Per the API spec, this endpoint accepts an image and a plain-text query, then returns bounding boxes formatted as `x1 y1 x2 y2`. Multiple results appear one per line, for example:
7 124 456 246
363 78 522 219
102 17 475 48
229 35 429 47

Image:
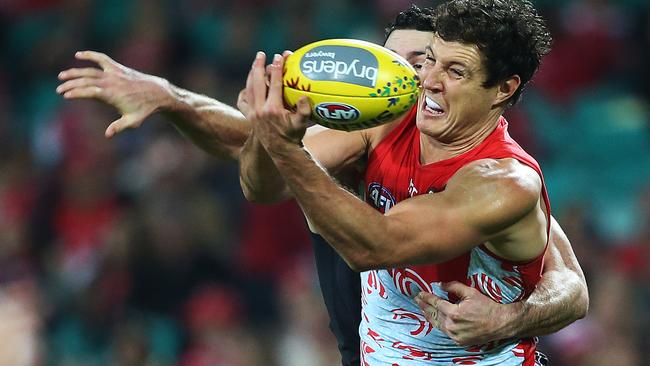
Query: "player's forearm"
239 132 292 203
265 141 394 271
163 85 250 160
501 268 588 339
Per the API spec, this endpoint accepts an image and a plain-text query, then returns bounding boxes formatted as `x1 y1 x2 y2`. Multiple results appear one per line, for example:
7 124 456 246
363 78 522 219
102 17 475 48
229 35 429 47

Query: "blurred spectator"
0 281 41 366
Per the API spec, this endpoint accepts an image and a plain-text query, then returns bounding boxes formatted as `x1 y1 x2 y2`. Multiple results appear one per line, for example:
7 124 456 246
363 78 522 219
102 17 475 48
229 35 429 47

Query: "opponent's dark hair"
384 5 436 42
431 0 552 106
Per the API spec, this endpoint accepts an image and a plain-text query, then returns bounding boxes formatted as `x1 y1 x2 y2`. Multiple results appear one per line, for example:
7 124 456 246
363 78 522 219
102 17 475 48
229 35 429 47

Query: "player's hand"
415 281 510 346
57 51 173 138
242 51 311 149
237 50 293 117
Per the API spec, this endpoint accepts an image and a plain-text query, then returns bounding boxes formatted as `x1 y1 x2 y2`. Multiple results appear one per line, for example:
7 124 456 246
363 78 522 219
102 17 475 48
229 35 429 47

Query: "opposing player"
56 4 588 365
239 0 581 364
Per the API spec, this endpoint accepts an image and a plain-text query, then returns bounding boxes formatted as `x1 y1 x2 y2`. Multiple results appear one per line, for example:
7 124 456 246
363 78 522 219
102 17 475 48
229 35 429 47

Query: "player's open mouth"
423 96 445 116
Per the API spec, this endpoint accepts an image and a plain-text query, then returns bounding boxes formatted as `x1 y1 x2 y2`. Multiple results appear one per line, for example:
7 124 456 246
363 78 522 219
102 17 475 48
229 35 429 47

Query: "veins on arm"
502 217 589 339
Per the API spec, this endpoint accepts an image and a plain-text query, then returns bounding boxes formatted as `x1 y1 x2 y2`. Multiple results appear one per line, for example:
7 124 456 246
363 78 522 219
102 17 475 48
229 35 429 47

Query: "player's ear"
493 75 521 107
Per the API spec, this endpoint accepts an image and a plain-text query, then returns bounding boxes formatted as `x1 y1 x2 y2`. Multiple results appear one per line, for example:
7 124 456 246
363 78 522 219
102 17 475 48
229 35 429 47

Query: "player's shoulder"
447 158 543 233
364 111 414 151
452 158 542 201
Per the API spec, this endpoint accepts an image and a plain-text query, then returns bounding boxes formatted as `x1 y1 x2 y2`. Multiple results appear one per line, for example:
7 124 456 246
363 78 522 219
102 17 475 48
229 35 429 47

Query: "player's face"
416 36 502 142
384 29 432 74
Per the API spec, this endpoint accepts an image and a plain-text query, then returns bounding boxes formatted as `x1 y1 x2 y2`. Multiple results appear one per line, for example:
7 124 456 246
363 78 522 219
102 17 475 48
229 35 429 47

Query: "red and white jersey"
360 108 551 366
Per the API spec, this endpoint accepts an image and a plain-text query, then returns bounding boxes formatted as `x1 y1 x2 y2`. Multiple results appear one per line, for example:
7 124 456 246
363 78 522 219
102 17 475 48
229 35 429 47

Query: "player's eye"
413 63 423 70
450 68 464 78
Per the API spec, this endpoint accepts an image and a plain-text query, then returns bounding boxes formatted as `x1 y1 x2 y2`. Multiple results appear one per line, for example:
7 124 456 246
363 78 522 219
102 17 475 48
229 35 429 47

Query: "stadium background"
1 0 649 365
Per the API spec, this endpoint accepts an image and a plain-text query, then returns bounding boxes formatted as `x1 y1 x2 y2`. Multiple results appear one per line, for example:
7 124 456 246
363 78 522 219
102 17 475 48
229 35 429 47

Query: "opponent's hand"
415 281 510 346
242 51 311 149
57 51 173 138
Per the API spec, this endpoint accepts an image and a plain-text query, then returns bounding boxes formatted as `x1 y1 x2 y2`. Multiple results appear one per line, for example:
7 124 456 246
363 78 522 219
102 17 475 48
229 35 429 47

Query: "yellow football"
283 39 420 131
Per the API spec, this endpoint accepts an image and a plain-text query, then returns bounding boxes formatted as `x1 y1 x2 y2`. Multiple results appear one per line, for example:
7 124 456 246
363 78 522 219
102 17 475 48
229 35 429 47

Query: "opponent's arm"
415 216 589 346
57 51 249 160
504 216 588 336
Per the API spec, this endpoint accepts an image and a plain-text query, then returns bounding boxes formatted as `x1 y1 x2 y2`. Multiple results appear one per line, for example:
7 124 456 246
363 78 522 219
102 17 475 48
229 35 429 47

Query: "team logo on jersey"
367 182 396 213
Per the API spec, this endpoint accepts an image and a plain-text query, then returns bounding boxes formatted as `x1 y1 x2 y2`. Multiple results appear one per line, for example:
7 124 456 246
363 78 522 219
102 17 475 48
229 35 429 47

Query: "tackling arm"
502 216 589 338
57 51 250 160
415 216 589 346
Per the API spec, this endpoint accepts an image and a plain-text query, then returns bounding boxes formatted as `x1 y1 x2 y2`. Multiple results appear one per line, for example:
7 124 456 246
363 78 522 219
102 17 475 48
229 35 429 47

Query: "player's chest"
364 166 449 214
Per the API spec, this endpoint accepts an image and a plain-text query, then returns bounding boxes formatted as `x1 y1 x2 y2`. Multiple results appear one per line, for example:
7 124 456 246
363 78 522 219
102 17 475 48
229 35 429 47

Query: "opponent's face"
416 36 505 142
384 29 432 74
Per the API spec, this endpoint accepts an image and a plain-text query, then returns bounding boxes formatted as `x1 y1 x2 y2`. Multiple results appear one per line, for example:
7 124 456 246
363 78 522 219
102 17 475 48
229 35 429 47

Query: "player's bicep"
381 193 484 266
380 161 543 266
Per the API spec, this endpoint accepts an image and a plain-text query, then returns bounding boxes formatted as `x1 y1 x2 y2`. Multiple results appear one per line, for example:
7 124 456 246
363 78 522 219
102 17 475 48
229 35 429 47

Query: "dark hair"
431 0 552 106
384 5 436 42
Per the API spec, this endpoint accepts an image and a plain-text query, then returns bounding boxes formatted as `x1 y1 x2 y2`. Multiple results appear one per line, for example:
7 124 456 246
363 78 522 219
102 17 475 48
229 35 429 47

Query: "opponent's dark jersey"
312 232 361 366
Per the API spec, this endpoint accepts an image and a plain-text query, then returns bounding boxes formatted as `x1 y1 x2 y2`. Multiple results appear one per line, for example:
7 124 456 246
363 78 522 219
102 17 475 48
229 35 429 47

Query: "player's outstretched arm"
57 51 249 160
415 216 589 346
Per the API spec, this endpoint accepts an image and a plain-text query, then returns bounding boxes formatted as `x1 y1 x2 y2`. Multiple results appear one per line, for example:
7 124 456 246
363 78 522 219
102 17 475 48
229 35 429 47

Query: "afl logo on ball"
315 103 360 122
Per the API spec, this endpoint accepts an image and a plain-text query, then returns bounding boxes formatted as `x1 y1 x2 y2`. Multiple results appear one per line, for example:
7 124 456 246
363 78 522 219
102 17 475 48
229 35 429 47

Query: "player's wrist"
158 80 186 114
498 301 526 339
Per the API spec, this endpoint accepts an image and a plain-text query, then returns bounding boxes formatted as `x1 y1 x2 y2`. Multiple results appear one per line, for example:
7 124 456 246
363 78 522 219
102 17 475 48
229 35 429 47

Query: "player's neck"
419 115 500 165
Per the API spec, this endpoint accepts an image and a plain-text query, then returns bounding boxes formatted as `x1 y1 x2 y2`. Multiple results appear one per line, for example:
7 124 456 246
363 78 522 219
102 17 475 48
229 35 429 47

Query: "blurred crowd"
0 0 649 365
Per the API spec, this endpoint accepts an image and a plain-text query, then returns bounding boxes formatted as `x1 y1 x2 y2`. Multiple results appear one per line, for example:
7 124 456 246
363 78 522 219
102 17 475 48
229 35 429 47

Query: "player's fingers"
417 291 442 306
266 54 284 107
415 294 440 327
105 115 141 138
282 50 293 58
62 86 103 99
265 64 273 87
237 88 251 116
441 281 476 300
416 292 456 325
75 50 120 72
243 65 255 115
251 51 267 109
58 67 103 81
293 96 312 125
431 297 457 317
56 77 100 95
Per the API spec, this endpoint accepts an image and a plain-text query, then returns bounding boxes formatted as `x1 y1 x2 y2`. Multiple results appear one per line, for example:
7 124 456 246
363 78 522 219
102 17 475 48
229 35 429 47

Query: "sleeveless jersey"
360 107 551 366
